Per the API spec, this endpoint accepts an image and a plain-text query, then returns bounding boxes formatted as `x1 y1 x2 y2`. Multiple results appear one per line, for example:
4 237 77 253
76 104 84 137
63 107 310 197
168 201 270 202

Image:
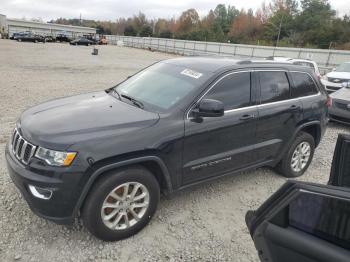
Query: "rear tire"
275 131 315 178
82 166 160 241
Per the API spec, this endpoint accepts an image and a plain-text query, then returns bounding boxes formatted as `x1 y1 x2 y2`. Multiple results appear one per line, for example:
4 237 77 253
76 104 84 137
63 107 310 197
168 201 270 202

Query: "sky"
1 0 350 21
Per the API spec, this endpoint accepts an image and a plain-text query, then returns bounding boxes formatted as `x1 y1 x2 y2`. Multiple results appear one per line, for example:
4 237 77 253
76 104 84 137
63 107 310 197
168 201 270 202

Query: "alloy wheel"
291 141 311 172
100 182 150 230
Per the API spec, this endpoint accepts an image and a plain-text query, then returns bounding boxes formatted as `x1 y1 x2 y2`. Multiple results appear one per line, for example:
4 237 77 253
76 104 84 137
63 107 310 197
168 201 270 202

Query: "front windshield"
336 63 350 72
114 62 211 112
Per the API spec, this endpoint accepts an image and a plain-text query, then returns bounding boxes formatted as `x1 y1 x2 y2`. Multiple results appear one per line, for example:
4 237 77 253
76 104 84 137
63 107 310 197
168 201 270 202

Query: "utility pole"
80 13 82 26
276 14 284 47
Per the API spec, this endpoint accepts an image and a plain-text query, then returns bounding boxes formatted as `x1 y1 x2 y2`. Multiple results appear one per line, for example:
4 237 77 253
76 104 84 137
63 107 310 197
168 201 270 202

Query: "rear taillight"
326 97 332 107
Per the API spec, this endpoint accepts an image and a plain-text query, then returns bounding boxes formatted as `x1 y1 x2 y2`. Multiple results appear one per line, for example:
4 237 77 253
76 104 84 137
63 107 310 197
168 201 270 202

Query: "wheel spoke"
129 208 140 221
124 213 130 228
110 213 123 228
298 159 302 170
133 202 148 208
103 208 119 221
130 184 141 198
102 202 119 209
110 191 123 201
122 183 129 199
134 192 146 201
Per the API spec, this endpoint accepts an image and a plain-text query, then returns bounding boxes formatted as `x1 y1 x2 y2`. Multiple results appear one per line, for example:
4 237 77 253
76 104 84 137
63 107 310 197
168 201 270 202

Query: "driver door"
182 71 258 185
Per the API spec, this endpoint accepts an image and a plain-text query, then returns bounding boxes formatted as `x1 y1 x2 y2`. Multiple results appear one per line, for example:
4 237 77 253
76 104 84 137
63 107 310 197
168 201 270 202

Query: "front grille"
328 77 348 84
328 77 349 84
11 129 36 164
334 102 350 111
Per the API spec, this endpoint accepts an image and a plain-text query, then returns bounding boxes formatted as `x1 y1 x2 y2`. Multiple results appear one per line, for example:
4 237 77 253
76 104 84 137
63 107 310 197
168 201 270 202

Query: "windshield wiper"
112 89 121 100
106 88 121 100
121 94 144 109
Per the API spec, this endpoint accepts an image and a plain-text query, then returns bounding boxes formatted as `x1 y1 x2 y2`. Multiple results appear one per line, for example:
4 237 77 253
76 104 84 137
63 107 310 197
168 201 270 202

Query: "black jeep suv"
6 57 329 241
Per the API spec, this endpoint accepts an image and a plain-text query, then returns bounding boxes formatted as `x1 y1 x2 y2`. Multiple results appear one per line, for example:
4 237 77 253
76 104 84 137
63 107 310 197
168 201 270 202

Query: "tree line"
51 0 350 50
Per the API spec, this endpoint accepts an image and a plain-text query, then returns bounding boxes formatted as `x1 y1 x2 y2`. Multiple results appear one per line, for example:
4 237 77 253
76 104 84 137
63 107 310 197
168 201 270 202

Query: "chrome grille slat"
11 129 36 165
15 136 21 155
20 141 27 159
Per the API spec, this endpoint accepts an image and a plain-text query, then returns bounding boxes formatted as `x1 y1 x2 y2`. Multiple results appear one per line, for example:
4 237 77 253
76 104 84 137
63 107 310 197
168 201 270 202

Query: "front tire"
82 166 160 241
275 131 315 178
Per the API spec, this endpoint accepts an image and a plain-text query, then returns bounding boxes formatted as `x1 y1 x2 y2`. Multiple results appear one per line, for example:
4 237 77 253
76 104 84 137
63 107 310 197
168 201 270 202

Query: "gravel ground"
0 39 349 262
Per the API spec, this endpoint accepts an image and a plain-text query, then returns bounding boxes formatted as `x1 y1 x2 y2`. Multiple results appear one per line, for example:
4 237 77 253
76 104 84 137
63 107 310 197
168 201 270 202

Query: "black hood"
19 91 159 150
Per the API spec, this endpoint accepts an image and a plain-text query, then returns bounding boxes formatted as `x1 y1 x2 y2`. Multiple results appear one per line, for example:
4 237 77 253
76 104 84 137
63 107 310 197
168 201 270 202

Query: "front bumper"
329 106 350 125
5 143 87 224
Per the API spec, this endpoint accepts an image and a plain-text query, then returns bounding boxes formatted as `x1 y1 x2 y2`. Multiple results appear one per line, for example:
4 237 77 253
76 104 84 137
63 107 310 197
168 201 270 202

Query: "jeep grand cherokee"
6 57 330 241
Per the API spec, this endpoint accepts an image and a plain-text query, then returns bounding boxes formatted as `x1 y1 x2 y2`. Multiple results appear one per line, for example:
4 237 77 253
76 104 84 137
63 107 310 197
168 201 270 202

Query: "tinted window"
204 72 251 110
289 193 350 250
259 72 290 104
291 72 318 97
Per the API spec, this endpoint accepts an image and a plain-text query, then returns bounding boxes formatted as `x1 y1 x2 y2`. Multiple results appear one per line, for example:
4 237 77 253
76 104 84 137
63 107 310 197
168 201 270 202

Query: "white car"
266 57 321 78
321 62 350 93
290 59 321 79
329 86 350 125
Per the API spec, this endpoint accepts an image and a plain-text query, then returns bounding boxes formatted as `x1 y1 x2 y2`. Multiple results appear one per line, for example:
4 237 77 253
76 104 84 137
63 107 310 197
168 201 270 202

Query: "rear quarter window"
290 72 318 98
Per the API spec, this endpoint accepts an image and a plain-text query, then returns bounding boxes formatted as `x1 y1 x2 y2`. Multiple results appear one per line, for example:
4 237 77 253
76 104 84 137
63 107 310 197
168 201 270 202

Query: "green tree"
262 0 299 46
124 25 137 36
139 24 153 37
294 0 336 48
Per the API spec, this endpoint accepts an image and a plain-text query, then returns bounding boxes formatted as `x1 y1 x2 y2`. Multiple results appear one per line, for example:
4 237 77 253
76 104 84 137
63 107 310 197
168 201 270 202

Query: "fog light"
28 185 52 200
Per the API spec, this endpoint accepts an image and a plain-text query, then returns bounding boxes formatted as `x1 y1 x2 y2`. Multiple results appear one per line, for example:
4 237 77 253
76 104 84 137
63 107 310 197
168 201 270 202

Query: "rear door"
246 134 350 262
253 70 303 164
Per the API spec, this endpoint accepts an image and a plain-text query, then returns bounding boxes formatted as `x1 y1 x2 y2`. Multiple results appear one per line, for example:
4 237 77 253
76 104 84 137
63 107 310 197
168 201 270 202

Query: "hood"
19 91 159 149
326 71 350 79
330 88 350 102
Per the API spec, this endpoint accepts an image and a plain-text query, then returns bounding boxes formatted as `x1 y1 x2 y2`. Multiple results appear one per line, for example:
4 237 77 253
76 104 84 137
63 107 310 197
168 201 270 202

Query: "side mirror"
328 134 350 187
192 99 224 118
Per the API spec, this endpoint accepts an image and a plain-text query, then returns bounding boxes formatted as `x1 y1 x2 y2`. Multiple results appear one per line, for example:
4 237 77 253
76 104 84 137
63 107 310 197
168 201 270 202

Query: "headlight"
341 81 350 88
35 147 77 166
322 75 328 81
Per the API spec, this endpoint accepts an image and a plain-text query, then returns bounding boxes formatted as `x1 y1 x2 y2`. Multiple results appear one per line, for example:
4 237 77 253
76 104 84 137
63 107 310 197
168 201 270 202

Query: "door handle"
290 105 302 112
240 114 255 121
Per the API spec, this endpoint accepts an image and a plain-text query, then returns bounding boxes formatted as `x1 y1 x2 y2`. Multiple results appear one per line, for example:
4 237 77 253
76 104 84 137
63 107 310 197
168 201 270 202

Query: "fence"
106 35 350 73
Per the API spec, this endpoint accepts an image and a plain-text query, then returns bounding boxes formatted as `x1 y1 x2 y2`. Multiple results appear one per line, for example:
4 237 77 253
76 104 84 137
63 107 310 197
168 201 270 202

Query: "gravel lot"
0 39 349 262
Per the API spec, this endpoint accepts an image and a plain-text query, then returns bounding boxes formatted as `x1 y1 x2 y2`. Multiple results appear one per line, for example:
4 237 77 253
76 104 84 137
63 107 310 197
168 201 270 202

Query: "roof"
162 56 311 74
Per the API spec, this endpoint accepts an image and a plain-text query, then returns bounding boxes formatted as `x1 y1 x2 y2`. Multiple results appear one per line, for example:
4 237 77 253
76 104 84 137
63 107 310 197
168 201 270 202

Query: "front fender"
72 156 173 217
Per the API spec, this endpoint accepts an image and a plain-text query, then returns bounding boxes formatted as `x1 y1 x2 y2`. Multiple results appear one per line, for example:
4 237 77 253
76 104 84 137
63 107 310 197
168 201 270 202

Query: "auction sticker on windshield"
181 69 203 79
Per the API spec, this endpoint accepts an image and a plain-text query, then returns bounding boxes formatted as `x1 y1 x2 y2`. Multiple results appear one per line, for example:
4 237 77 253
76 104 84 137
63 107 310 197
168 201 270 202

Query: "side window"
259 71 290 104
204 72 251 111
291 72 318 98
289 192 350 250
